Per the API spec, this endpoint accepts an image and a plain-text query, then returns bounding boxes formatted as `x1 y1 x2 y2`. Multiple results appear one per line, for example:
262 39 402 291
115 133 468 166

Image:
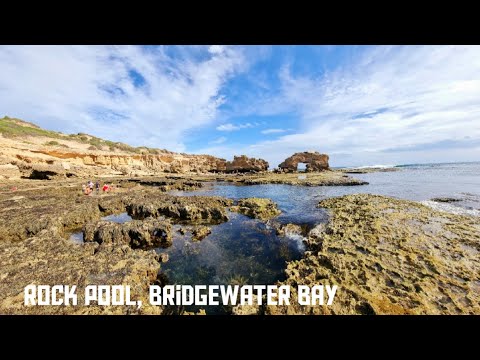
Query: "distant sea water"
344 162 480 216
172 162 480 221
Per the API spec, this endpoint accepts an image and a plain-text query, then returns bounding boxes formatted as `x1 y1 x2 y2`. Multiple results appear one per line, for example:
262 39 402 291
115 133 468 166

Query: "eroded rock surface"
232 198 281 220
267 194 480 315
84 218 172 249
0 180 237 314
0 236 161 314
126 195 232 224
191 226 212 242
278 151 329 172
226 155 268 173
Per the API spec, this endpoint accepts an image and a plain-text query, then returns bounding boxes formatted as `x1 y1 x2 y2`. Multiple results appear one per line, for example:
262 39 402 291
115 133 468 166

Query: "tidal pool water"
157 212 305 313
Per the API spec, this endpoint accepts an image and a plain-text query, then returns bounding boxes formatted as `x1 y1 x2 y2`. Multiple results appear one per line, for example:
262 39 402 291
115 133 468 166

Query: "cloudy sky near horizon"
1 45 479 167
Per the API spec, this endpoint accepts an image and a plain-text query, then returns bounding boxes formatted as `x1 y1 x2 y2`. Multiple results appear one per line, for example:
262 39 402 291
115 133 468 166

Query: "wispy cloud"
0 45 246 151
1 45 479 167
209 136 227 144
261 128 287 134
245 46 480 166
216 122 256 131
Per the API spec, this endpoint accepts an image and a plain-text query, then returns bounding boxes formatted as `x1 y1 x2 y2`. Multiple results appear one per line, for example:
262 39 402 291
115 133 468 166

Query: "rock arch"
278 151 329 172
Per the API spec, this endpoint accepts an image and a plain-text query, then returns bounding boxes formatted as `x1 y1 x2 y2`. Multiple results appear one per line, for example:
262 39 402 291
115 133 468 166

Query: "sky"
1 45 479 168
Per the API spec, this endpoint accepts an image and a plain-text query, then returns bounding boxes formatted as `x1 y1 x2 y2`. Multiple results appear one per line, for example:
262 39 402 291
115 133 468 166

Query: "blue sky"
1 45 479 167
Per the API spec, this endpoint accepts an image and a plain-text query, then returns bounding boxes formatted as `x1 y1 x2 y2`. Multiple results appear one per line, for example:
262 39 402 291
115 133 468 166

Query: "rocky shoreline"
1 176 479 315
266 194 480 315
0 178 289 314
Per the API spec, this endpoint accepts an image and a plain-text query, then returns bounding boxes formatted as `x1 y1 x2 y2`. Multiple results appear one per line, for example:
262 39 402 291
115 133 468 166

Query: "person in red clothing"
102 184 110 192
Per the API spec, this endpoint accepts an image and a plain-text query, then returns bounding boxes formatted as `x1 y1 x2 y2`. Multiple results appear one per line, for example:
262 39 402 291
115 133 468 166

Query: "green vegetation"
0 116 63 139
0 116 154 154
44 140 69 148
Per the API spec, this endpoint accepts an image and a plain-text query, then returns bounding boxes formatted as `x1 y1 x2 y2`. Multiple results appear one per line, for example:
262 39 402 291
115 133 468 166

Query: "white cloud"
0 45 245 151
208 45 224 55
216 122 255 131
209 136 227 144
245 46 480 166
261 128 287 134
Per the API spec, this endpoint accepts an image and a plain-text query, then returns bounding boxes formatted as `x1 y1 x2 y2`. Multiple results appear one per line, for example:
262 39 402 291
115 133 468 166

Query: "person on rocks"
95 181 100 193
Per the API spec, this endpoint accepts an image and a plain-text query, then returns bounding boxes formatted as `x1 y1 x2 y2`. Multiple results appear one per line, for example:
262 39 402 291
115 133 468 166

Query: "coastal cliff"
0 117 267 179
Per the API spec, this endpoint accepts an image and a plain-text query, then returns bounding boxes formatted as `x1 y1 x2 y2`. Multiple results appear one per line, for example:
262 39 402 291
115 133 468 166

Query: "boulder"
191 226 211 242
226 155 269 173
232 198 281 220
84 218 172 249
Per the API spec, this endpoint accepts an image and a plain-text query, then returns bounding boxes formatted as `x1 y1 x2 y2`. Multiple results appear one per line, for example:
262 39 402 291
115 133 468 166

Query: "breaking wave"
421 200 480 217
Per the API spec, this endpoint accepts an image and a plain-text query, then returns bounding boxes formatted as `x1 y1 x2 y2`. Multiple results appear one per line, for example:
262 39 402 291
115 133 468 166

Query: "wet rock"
184 309 207 315
0 235 162 314
222 171 368 186
232 198 281 220
157 253 169 263
232 295 262 315
178 227 187 235
126 195 232 224
84 218 172 249
191 226 211 242
275 223 304 236
267 194 480 315
431 197 462 203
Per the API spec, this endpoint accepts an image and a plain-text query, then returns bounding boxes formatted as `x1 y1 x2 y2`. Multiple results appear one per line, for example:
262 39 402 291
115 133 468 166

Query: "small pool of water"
157 212 305 314
70 232 84 245
101 213 132 223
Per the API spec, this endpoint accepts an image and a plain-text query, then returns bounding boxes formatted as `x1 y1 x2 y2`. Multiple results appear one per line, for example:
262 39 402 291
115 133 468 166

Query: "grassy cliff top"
0 116 170 154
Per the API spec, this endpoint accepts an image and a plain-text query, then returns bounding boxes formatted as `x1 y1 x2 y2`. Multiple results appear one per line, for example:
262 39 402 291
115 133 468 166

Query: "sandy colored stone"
191 226 211 242
278 151 329 172
267 194 480 315
232 198 281 220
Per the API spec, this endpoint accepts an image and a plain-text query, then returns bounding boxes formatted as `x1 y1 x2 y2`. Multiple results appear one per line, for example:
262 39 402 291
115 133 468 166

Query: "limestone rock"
278 151 329 172
126 195 232 224
267 194 480 315
232 198 281 220
191 226 211 242
226 155 269 173
84 218 173 249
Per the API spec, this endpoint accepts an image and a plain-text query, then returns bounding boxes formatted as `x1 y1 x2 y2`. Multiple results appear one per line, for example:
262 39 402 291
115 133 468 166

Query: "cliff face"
0 141 228 179
0 117 270 179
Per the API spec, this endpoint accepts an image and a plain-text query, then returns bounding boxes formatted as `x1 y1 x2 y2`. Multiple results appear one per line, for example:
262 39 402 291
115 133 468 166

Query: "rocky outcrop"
126 195 233 224
226 155 269 173
0 237 162 314
191 226 212 242
232 198 281 220
84 218 173 249
267 194 480 315
278 151 329 172
219 171 368 186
